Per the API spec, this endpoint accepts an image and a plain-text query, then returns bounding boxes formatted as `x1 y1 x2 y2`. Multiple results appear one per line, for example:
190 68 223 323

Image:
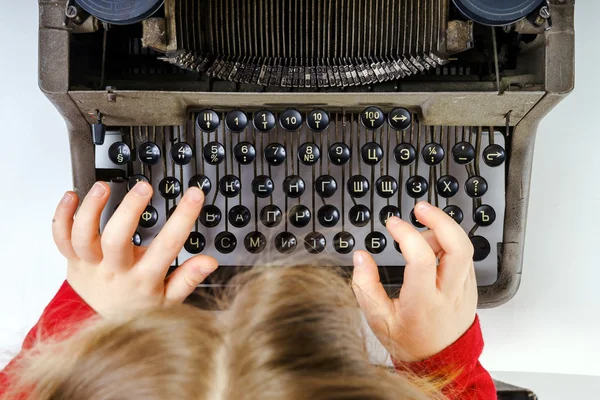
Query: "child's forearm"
0 281 96 395
394 316 497 400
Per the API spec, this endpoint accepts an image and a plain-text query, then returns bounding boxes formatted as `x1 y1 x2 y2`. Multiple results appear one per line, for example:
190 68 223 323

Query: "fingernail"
188 188 204 204
353 251 364 267
198 263 217 275
387 216 401 226
132 182 150 196
89 183 106 198
416 201 432 211
61 192 74 204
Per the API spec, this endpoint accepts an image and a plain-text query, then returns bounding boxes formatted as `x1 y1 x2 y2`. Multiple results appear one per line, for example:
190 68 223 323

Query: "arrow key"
388 107 412 130
483 144 506 167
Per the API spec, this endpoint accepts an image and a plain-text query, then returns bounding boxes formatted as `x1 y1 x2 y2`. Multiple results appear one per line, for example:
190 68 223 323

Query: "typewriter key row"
96 109 506 286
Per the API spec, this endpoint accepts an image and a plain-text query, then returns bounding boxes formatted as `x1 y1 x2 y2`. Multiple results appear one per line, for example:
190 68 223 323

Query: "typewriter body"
38 0 574 307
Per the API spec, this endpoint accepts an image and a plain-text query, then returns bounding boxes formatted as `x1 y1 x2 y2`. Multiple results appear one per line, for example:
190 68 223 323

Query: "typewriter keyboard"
96 108 506 286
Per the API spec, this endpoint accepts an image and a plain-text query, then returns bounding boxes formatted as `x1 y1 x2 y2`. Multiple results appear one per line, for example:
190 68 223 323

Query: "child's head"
5 265 444 399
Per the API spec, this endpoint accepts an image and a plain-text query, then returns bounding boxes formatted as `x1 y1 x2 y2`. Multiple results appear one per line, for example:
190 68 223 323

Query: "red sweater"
0 282 496 399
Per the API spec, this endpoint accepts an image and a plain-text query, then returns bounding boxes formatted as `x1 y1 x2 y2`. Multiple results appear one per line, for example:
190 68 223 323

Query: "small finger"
52 191 80 260
414 202 474 289
164 255 218 304
101 182 153 269
352 251 394 322
421 230 442 255
386 217 437 297
71 182 110 263
413 202 473 261
140 188 205 279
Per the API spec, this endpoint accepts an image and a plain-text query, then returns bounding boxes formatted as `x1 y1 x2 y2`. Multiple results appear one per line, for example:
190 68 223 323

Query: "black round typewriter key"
108 142 131 165
138 142 161 165
471 236 491 262
474 205 496 227
283 175 305 198
225 110 249 133
360 106 385 130
317 205 340 227
394 143 416 166
365 232 387 254
215 232 237 254
333 232 355 254
453 142 475 165
204 141 225 165
289 205 311 228
185 232 206 254
158 177 182 199
443 205 464 224
188 174 211 195
347 175 370 198
132 232 142 247
229 205 251 228
315 175 337 198
406 175 429 198
304 232 326 254
167 206 177 219
244 231 267 254
388 107 412 131
307 109 330 132
298 142 321 165
233 141 256 165
219 175 241 197
196 109 220 132
280 108 303 131
199 205 222 228
483 144 506 167
275 232 297 254
465 176 488 198
410 208 425 228
436 175 459 198
422 143 445 166
264 143 286 166
379 205 401 226
139 205 158 228
394 241 402 253
328 143 351 166
361 142 384 165
170 142 193 165
127 174 149 191
260 205 282 227
253 110 276 132
252 175 274 198
376 175 398 198
349 204 371 227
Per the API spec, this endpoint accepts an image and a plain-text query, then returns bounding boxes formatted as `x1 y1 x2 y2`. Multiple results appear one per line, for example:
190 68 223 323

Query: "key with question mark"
466 176 488 198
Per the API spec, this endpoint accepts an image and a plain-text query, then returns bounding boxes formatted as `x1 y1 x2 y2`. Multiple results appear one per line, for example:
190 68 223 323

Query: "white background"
0 0 598 384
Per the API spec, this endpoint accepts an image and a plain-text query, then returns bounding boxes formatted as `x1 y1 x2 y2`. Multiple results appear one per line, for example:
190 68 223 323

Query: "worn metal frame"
38 0 574 308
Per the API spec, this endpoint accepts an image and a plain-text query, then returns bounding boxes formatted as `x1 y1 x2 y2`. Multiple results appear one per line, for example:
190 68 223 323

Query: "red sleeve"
0 281 96 395
393 316 497 400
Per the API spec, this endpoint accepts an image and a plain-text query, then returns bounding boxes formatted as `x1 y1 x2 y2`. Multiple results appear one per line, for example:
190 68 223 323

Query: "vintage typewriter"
38 0 574 307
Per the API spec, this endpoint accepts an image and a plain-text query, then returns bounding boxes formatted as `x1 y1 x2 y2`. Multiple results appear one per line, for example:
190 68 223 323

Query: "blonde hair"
3 264 447 399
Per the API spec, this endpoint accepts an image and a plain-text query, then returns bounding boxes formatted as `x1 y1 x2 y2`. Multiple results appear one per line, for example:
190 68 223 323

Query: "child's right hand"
352 201 478 362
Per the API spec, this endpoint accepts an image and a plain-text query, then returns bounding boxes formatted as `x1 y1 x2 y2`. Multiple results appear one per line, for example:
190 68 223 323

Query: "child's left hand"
51 181 218 317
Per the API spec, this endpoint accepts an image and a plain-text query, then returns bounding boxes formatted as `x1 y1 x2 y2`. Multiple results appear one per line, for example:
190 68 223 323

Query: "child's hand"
52 181 218 317
352 201 477 362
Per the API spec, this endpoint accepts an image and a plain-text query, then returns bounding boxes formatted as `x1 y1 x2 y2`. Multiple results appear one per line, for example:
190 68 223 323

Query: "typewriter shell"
38 0 575 308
